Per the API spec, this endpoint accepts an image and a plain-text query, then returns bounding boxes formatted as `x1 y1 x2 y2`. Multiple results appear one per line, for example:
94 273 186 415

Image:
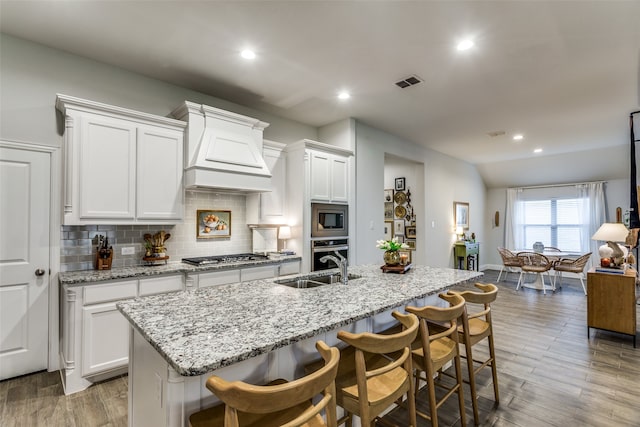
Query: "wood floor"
1 269 638 427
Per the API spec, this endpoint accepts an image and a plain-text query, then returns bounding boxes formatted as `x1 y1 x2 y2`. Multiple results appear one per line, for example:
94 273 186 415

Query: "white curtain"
505 187 524 250
577 182 606 267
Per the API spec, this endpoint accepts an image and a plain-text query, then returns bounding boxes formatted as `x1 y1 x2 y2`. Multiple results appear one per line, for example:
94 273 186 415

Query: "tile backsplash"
60 190 252 272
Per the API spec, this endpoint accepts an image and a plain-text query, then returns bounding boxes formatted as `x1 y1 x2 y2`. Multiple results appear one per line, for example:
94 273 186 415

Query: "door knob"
35 269 46 276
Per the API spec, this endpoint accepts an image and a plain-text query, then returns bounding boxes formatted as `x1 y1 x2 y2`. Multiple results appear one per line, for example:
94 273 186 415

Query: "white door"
0 146 50 379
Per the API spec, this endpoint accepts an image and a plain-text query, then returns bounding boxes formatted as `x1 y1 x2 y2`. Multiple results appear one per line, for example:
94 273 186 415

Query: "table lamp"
591 222 629 266
278 226 292 252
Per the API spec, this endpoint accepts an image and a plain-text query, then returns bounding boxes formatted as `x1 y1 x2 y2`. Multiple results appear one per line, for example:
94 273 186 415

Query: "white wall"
355 121 486 268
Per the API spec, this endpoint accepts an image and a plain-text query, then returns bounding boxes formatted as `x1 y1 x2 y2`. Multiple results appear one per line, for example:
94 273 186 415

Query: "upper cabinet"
56 95 186 225
309 149 349 204
246 140 287 224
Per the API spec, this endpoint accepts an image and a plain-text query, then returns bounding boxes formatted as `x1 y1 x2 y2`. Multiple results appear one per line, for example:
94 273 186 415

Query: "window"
519 198 587 252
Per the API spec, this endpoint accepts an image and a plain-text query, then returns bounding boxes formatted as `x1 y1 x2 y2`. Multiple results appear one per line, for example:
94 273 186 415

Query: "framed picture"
197 209 231 238
384 189 394 202
384 221 393 240
395 177 406 191
398 250 412 265
384 202 394 220
405 239 416 250
394 219 405 236
454 201 470 230
405 226 416 239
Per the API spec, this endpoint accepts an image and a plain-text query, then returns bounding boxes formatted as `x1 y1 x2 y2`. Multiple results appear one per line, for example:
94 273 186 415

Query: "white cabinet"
82 302 130 376
56 94 186 225
246 140 287 224
278 260 301 276
309 149 349 204
194 269 241 289
241 265 276 282
61 275 184 395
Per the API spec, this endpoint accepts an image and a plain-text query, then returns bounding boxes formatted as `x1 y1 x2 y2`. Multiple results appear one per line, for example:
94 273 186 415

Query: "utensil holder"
95 249 113 270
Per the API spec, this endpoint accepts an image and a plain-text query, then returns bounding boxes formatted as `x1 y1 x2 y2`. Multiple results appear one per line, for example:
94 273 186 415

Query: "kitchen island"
117 265 482 427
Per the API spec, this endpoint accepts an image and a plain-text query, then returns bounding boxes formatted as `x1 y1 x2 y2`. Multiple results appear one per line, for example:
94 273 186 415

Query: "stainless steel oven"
311 238 349 271
311 203 348 238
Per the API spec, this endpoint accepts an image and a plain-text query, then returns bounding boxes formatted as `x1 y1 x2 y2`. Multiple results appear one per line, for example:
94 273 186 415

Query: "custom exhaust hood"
172 101 272 193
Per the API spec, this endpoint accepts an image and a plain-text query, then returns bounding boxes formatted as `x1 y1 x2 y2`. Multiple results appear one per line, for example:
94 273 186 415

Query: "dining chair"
553 252 592 295
496 248 523 283
516 252 554 294
189 340 340 427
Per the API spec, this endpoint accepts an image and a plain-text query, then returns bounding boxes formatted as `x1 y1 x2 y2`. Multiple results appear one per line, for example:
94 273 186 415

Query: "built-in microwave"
311 203 348 238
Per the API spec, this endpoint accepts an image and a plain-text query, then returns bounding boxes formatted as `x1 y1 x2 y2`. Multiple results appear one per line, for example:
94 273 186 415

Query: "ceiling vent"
395 75 423 88
487 130 506 137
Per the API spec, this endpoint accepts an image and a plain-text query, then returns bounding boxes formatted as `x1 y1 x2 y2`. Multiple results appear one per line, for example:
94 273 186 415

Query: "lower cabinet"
82 302 130 376
60 261 300 395
61 274 183 395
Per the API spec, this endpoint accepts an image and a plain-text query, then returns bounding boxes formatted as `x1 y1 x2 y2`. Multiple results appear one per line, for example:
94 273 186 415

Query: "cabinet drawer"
241 265 276 282
198 270 241 288
83 280 138 305
279 261 301 276
139 275 183 296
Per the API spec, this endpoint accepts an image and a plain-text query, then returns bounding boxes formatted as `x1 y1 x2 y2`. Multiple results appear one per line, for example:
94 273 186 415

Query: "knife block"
95 249 113 270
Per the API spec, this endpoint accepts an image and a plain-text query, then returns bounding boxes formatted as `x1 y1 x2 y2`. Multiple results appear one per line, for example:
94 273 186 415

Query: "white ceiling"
1 1 639 174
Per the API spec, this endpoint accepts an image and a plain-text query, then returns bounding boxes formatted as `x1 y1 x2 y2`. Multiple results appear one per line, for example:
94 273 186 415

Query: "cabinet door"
309 151 331 202
79 115 136 219
82 302 129 376
137 127 184 220
260 146 286 220
330 155 348 203
278 261 301 276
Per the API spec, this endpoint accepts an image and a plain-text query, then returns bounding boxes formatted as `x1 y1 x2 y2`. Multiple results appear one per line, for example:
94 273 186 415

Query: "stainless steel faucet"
319 251 348 285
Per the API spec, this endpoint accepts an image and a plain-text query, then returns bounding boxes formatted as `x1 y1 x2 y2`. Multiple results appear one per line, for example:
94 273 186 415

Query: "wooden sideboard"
587 268 637 347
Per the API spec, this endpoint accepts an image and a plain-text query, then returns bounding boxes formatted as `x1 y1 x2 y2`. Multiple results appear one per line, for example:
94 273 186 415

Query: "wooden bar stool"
450 283 499 425
189 340 340 427
311 311 419 427
405 292 467 427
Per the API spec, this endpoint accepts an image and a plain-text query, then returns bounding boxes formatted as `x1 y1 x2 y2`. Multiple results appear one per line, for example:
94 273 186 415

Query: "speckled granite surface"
58 256 301 285
117 265 483 376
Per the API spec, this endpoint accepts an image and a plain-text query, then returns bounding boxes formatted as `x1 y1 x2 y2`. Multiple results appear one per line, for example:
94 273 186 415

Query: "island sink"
275 273 361 288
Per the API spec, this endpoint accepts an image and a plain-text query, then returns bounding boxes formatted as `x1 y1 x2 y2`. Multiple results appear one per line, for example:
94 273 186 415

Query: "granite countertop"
58 256 302 285
117 265 483 376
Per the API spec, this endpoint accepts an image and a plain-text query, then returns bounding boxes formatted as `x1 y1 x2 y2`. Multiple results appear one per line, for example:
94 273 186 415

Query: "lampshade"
278 226 291 240
455 226 464 235
591 223 629 242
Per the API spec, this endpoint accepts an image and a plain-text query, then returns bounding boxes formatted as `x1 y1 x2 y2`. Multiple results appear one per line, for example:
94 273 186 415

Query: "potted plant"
376 237 409 266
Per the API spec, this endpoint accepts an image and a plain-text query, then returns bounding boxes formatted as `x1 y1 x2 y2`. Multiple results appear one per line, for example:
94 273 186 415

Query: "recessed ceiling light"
240 49 256 60
338 91 350 100
456 39 474 51
534 148 543 153
513 134 524 141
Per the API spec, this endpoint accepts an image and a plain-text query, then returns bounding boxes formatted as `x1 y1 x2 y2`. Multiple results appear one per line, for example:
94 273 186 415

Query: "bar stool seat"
190 341 340 427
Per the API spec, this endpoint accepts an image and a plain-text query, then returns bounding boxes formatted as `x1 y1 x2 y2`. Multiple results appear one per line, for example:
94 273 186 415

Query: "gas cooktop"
181 253 269 266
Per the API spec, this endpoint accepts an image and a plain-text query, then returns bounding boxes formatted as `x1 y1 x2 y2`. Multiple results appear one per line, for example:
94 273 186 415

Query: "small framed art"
405 226 416 239
197 210 231 238
405 239 416 250
384 202 394 220
384 189 394 202
454 201 470 230
395 177 406 191
384 221 393 240
394 219 405 236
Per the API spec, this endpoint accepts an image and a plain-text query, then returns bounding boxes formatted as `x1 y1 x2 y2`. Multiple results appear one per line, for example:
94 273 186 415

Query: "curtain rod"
508 180 607 190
